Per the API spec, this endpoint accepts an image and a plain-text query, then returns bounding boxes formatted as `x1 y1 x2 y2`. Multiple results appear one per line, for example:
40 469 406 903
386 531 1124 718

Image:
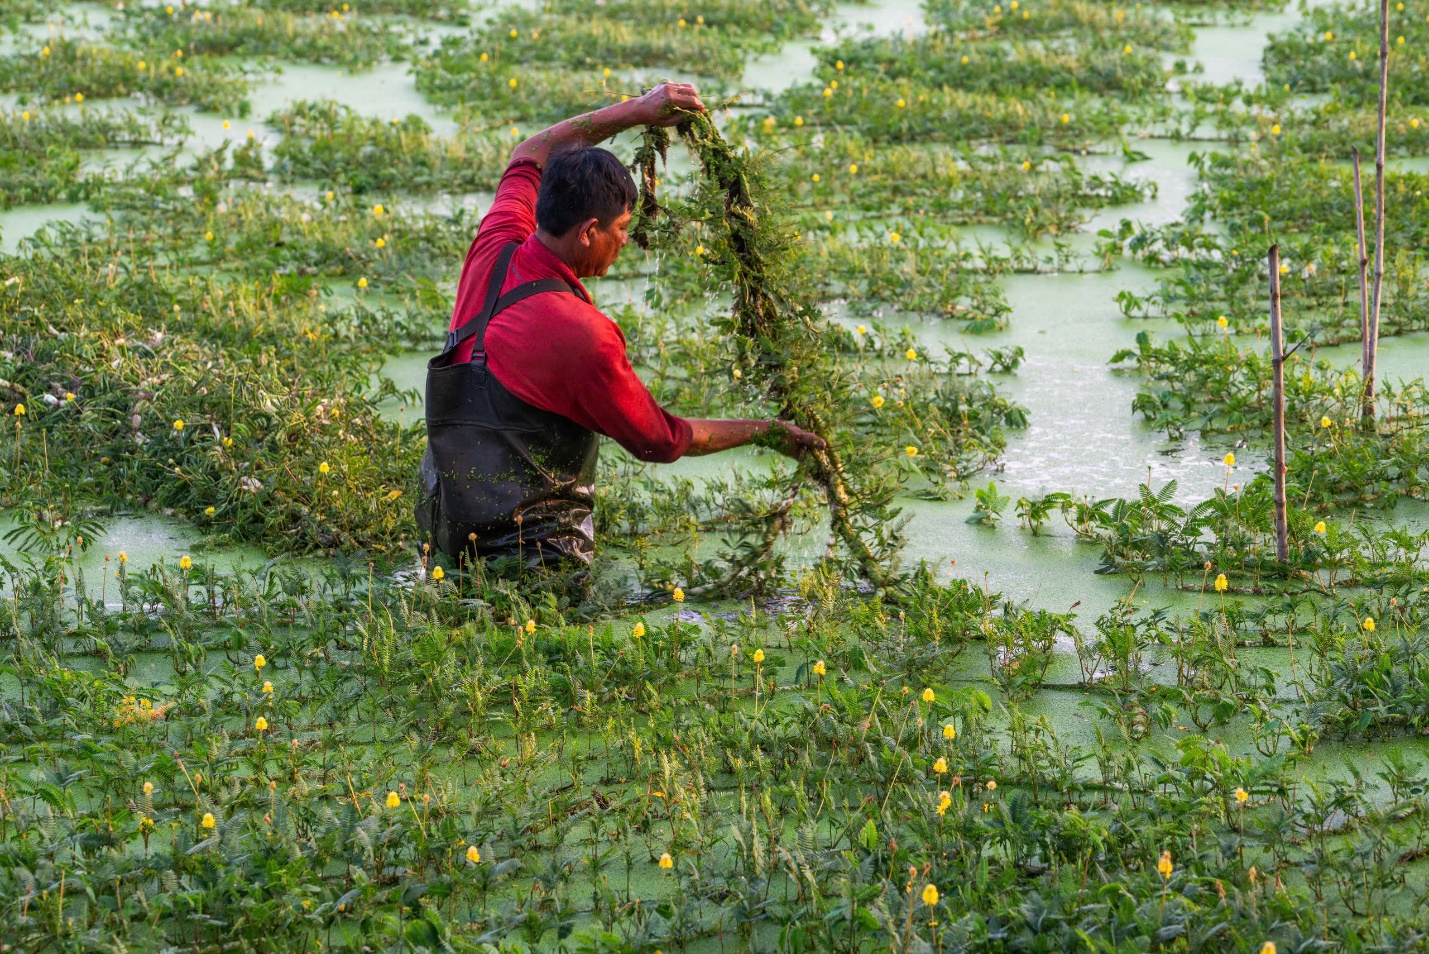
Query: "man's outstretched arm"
513 82 705 169
683 419 825 460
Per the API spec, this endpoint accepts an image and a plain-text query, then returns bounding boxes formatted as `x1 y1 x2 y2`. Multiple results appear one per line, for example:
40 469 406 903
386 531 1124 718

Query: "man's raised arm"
513 83 706 169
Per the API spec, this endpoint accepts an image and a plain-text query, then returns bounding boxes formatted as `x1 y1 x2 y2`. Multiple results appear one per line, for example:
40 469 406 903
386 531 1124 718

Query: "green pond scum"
2 0 1429 950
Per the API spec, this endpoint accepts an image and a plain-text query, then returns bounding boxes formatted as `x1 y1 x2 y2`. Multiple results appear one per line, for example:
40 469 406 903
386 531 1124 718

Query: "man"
418 82 823 570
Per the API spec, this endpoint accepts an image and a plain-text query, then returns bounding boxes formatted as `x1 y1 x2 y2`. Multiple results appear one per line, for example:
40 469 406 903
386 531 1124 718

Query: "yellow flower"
659 852 673 869
813 659 826 676
1021 160 1032 171
375 237 386 249
1223 452 1235 467
921 688 935 703
986 780 996 791
255 654 267 671
431 565 445 581
13 404 24 417
509 77 518 87
694 244 704 255
1217 315 1229 328
1261 944 1277 954
262 681 273 694
318 461 331 474
509 28 518 36
255 716 268 732
906 348 918 361
201 812 215 829
943 723 956 739
732 368 742 379
678 17 686 25
205 231 214 242
812 173 821 182
896 97 906 108
889 231 901 243
1324 30 1333 40
1061 113 1070 123
632 622 645 639
1363 618 1375 631
143 781 154 795
1349 51 1357 60
848 163 858 174
855 324 866 334
933 757 948 774
173 419 184 431
1234 787 1248 804
1321 416 1332 428
1314 520 1327 534
386 791 401 808
961 55 970 64
179 555 192 570
174 66 183 76
118 551 129 564
203 506 215 517
835 59 844 70
823 87 833 98
905 446 918 458
753 648 765 663
222 437 233 448
871 395 885 409
937 791 952 815
525 618 537 634
1123 44 1132 54
357 277 368 289
466 845 481 863
41 46 49 55
921 884 939 906
794 116 804 126
1271 124 1281 135
672 587 685 603
1214 573 1228 592
1157 850 1173 880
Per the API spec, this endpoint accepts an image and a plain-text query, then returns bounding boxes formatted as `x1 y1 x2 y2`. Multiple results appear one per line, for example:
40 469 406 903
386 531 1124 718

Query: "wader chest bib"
417 242 600 565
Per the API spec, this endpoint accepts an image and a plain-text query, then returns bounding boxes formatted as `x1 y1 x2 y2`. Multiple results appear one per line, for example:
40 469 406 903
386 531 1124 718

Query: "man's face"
578 209 631 278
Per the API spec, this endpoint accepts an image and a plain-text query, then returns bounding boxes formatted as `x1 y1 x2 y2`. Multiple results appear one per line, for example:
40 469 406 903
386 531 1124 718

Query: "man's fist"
636 82 707 126
769 420 826 460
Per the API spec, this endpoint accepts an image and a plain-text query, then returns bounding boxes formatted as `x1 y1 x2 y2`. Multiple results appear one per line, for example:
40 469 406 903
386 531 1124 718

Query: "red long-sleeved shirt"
447 158 693 463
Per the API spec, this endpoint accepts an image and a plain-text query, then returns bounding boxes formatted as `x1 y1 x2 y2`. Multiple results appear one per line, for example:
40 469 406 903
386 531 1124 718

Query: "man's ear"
576 217 602 247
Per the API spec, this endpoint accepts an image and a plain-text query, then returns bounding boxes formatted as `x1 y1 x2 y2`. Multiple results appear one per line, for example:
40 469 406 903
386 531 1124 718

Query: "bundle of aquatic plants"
631 115 924 588
268 100 509 194
0 107 187 208
120 3 408 70
0 36 248 111
1263 0 1429 104
753 129 1154 239
925 0 1193 49
0 247 423 552
1113 152 1429 340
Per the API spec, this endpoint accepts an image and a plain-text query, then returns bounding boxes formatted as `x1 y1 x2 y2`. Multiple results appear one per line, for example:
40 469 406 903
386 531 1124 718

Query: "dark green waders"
416 242 601 578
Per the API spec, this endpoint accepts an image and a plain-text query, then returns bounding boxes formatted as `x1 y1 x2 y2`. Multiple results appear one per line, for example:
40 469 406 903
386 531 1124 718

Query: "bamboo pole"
1352 148 1370 375
1363 0 1390 424
1268 245 1289 564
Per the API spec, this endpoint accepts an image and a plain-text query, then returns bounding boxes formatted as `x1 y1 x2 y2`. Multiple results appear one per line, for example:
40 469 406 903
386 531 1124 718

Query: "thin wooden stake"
1268 244 1289 565
1352 148 1370 375
1364 0 1391 423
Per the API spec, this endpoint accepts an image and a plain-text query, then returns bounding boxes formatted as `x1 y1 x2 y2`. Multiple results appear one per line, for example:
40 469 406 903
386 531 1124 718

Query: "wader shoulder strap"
443 241 575 359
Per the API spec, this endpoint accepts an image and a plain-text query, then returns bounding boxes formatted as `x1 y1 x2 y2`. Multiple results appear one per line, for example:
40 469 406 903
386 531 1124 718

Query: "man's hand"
635 82 707 127
767 420 826 460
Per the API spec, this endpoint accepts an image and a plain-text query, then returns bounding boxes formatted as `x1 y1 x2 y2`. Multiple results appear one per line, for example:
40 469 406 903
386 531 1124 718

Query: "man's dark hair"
536 146 638 236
